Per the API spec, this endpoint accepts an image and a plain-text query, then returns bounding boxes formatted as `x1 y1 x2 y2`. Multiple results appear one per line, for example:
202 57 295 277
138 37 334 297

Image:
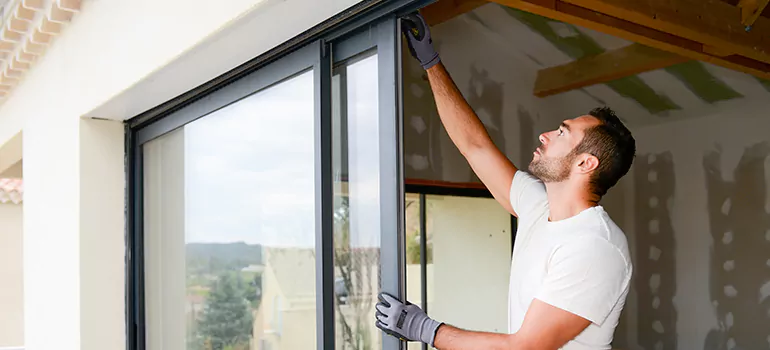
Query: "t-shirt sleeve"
534 237 630 326
509 170 548 219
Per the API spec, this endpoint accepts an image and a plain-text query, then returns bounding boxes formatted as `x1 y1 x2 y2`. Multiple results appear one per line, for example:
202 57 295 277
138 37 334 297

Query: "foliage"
334 196 376 350
196 272 255 350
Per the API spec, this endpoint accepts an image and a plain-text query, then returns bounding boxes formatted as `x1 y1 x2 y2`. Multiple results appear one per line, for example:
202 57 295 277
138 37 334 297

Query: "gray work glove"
375 292 443 346
401 13 441 70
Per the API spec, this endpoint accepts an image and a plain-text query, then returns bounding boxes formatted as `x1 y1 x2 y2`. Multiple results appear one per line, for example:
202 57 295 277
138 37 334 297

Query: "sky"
153 54 383 248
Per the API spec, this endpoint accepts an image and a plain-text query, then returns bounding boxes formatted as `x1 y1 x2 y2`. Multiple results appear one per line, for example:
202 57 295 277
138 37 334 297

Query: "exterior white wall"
0 0 362 349
79 119 127 350
0 202 23 347
23 118 124 350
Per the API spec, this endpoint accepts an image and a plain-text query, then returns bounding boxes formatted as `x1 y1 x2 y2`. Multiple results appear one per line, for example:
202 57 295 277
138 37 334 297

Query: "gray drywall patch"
402 49 444 182
467 65 506 182
517 105 536 167
634 151 678 350
703 142 770 350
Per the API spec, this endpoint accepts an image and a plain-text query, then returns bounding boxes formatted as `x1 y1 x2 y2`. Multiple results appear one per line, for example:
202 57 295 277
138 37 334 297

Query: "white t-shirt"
507 170 632 349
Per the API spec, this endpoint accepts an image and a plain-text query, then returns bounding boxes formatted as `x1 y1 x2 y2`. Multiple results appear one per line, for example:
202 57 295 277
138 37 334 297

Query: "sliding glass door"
330 19 403 350
128 15 406 350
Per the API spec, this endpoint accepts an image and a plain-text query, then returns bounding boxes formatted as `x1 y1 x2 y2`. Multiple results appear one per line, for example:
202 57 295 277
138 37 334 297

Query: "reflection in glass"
143 70 317 350
332 53 382 350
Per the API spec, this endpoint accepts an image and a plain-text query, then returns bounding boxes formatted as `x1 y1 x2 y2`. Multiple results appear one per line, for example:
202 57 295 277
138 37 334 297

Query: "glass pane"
143 70 317 350
404 193 426 350
332 53 382 350
426 195 510 336
404 194 511 349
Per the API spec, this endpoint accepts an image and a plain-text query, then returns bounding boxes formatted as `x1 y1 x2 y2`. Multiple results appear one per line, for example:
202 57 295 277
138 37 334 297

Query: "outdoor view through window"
143 70 317 350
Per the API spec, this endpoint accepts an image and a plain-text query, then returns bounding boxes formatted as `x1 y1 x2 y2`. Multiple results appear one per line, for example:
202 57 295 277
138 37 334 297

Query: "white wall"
0 0 363 349
0 202 23 347
619 108 770 350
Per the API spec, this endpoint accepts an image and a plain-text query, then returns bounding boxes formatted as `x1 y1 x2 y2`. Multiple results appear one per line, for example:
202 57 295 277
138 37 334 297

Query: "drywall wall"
403 4 770 350
625 111 770 350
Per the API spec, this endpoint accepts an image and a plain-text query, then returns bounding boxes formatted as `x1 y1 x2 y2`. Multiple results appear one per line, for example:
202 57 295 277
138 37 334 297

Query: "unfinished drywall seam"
702 141 770 350
467 64 506 182
503 8 680 114
403 44 445 182
757 78 770 92
634 151 678 350
664 62 743 104
517 105 535 166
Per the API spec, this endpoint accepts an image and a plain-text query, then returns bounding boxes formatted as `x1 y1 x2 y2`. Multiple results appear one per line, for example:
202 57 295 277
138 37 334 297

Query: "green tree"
198 272 254 350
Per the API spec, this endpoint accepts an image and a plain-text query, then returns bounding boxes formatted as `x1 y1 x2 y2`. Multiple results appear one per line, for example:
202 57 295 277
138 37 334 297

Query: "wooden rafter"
534 43 690 97
486 0 770 81
738 0 770 27
561 0 770 65
421 0 489 26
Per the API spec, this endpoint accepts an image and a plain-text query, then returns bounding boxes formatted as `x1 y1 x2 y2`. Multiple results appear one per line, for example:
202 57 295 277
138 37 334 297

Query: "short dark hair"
573 106 636 198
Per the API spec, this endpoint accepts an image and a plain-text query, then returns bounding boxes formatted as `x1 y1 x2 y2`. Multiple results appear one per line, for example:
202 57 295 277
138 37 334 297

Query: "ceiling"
431 2 770 128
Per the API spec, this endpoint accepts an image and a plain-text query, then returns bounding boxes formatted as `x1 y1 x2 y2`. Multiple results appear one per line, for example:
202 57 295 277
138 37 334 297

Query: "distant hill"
186 242 263 274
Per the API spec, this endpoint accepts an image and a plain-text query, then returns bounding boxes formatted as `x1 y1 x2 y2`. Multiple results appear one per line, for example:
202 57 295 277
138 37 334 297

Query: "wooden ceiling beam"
421 0 489 26
562 0 770 65
738 0 770 28
534 43 690 97
487 0 770 80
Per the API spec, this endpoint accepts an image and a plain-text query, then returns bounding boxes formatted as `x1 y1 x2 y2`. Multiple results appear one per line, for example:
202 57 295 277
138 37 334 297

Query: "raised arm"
402 13 519 216
426 63 518 216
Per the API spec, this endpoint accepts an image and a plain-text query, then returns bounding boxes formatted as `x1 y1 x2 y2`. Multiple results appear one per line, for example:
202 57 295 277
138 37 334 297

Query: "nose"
538 132 548 145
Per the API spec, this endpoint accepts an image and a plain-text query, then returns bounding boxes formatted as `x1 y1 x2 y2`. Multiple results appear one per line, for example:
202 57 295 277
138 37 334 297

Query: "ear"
576 154 599 174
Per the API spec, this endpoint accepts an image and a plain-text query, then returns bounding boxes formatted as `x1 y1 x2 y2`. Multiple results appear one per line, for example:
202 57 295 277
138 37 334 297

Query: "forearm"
433 324 524 350
426 63 494 155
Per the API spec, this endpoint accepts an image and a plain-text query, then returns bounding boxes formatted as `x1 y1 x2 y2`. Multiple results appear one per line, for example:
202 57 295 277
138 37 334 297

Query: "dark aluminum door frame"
329 16 405 349
127 40 325 350
126 2 432 349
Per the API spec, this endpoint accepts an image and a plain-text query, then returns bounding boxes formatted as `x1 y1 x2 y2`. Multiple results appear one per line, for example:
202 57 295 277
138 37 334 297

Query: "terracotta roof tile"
0 178 23 204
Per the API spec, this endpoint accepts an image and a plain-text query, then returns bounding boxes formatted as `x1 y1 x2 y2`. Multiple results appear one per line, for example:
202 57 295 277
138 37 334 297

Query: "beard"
528 151 575 183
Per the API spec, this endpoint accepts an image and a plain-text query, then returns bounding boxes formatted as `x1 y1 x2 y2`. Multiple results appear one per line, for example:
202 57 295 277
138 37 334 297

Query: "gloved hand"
401 13 441 70
375 292 443 346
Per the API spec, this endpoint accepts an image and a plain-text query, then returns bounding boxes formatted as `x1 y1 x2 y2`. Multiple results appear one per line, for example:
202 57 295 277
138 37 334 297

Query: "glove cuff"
422 53 440 70
420 318 443 346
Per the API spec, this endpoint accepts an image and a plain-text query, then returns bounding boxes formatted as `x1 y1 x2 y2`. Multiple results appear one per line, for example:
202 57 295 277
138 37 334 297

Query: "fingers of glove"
375 302 389 314
375 320 388 331
379 292 400 307
401 13 428 41
377 292 390 307
375 310 388 323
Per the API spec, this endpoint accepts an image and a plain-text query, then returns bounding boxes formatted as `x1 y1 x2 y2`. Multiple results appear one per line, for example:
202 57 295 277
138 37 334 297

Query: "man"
374 13 635 350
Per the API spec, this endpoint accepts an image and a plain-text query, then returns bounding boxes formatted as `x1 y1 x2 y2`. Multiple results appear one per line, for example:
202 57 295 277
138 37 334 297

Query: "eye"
557 128 564 136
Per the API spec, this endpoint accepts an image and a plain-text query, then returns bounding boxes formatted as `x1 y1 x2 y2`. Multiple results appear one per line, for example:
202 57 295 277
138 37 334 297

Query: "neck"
544 181 598 221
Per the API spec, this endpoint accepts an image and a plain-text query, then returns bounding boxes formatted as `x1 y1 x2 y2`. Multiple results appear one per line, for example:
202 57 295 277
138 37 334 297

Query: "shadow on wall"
634 152 678 350
703 142 770 350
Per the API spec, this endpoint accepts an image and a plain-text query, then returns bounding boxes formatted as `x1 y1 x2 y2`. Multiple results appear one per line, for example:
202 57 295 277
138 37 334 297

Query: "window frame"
125 1 432 350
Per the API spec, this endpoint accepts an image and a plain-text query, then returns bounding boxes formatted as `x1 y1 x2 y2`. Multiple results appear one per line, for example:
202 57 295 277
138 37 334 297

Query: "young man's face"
528 115 600 183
